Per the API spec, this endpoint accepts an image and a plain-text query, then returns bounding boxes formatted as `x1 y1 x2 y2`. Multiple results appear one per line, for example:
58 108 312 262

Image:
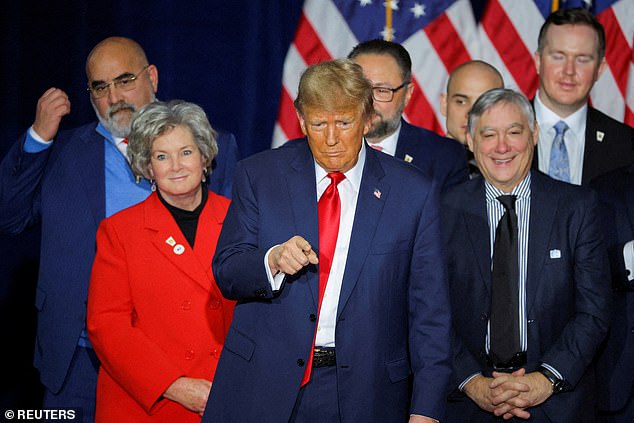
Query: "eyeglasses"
372 81 410 102
87 65 149 99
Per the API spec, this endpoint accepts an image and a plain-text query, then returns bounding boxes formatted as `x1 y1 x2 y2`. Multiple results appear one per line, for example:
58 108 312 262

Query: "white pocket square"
549 249 561 259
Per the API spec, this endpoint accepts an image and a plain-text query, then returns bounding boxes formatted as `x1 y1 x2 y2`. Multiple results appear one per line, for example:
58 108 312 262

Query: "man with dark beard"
0 37 237 422
349 39 468 192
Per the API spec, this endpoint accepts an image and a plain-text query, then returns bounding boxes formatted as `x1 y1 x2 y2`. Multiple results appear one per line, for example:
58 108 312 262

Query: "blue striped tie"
548 120 570 182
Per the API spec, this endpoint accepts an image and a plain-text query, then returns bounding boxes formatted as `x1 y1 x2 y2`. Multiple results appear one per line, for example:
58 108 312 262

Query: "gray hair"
127 100 218 180
467 88 536 139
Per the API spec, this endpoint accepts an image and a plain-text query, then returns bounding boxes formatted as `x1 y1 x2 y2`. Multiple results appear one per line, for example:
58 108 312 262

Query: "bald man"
441 60 504 177
0 37 237 421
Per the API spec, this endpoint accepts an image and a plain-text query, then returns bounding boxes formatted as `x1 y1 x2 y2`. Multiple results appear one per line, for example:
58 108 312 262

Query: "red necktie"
122 138 128 144
301 171 345 386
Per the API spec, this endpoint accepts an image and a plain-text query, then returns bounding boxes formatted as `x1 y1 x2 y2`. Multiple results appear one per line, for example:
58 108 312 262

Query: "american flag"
272 0 634 148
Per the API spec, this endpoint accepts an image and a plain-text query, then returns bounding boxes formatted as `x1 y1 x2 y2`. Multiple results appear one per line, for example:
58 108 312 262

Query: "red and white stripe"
273 0 633 148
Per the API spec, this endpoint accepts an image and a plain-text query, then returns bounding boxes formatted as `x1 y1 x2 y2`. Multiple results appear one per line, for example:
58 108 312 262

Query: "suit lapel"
394 120 412 161
526 172 558 313
75 125 106 225
285 142 320 307
463 180 492 293
193 192 226 281
625 168 634 237
337 147 388 317
145 193 212 292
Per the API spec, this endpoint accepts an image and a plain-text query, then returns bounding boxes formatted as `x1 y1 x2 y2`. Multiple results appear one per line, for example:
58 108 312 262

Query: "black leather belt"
486 351 527 372
313 347 336 368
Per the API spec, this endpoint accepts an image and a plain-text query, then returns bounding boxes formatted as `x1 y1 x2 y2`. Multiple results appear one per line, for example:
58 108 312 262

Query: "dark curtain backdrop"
0 0 303 408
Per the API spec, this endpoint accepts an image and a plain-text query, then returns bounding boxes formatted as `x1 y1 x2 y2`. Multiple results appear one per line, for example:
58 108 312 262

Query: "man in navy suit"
348 39 468 192
0 37 237 421
204 59 451 423
442 88 610 422
590 166 634 422
532 7 634 185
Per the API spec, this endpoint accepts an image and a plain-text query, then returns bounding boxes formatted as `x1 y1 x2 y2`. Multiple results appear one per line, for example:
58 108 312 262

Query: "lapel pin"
549 249 561 259
373 188 382 199
596 131 604 142
404 154 413 163
165 236 176 247
173 244 185 255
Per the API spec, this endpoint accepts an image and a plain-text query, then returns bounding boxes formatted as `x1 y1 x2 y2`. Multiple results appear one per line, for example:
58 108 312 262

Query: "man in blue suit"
0 37 237 421
348 39 468 192
204 59 451 422
590 165 634 422
442 88 610 422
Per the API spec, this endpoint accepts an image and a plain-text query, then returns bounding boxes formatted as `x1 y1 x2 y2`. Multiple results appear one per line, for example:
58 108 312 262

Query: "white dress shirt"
367 124 401 157
534 92 587 185
265 143 366 347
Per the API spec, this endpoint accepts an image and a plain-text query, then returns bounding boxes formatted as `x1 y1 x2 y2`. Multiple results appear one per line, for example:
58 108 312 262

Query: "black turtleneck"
157 187 208 248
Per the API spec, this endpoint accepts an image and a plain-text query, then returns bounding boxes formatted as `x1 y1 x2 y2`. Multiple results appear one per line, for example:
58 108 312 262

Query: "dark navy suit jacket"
441 171 610 422
395 120 468 191
0 121 238 393
590 164 634 413
533 106 634 185
204 140 452 422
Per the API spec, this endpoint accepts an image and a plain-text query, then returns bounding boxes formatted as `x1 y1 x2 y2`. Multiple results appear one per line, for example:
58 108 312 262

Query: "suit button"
297 359 305 367
185 350 195 360
309 314 316 322
480 313 488 321
181 300 192 311
209 297 221 309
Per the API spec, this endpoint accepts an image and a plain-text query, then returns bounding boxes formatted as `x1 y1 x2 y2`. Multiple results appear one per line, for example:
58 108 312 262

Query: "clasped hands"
463 368 553 420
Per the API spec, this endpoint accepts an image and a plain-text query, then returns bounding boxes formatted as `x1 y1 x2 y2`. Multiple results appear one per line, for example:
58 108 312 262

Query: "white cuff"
264 245 286 291
623 240 634 281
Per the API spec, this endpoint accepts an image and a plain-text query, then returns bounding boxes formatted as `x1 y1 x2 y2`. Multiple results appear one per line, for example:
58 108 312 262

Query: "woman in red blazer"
87 100 234 422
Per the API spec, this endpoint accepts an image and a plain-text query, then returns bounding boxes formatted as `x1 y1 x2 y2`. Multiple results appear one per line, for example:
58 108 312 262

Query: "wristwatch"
538 366 566 394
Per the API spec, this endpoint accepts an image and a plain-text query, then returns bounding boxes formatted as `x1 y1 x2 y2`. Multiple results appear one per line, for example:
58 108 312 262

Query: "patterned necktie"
301 172 345 386
548 120 570 182
490 195 520 364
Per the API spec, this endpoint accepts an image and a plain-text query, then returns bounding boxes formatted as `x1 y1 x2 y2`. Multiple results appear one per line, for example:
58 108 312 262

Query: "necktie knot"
553 120 568 136
121 138 129 144
497 195 516 212
327 172 345 186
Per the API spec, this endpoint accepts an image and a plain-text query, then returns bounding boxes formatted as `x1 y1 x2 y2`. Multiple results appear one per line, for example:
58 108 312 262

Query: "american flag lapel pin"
373 188 381 199
404 154 413 163
596 131 604 142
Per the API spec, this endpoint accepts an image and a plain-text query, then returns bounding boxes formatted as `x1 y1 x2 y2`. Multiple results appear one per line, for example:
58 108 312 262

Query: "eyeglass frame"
371 81 411 103
86 65 150 99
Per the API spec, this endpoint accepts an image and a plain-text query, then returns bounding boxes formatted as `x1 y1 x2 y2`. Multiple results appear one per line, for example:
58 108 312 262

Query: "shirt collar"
96 122 127 146
314 141 366 193
367 123 401 156
485 171 531 202
534 90 587 137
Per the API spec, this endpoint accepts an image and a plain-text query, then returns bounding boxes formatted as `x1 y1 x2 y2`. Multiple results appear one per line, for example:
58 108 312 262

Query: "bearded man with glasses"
0 36 238 422
348 39 468 192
